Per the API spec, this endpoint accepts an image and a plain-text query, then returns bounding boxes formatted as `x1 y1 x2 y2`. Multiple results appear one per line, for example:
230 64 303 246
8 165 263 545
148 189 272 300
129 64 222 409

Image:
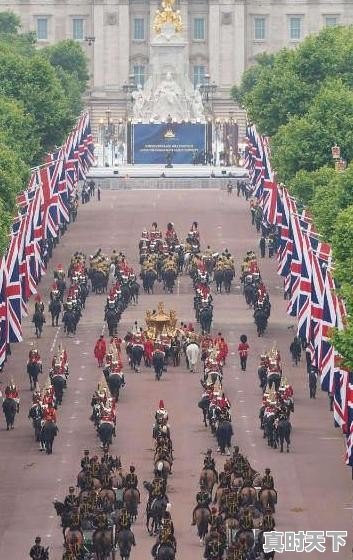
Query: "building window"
325 16 337 27
133 65 145 88
193 18 205 40
133 18 145 41
36 17 48 40
72 18 84 40
193 65 205 89
254 17 265 40
289 17 301 40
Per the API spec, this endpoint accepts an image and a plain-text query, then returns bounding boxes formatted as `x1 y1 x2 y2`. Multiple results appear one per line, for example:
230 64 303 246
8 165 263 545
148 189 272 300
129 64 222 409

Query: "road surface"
0 189 351 559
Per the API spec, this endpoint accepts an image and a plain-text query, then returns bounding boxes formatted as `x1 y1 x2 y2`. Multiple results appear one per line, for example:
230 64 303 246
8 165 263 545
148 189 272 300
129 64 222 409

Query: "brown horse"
123 487 140 520
155 459 171 480
195 506 210 542
238 486 257 506
200 468 218 496
64 528 83 556
259 488 277 513
92 527 113 560
99 487 116 512
77 470 102 491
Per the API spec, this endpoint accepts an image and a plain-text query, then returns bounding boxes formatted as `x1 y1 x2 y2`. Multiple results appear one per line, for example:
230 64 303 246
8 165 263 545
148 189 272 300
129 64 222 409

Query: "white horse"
186 342 200 373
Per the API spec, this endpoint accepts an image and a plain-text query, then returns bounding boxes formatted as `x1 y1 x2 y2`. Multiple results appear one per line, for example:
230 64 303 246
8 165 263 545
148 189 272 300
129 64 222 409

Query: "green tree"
231 52 274 105
0 96 40 166
43 40 89 89
0 11 21 34
287 166 336 206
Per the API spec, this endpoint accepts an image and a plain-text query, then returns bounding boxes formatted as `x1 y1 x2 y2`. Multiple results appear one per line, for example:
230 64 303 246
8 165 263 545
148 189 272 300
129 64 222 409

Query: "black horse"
98 421 115 448
41 421 59 454
107 372 123 400
223 267 234 293
199 306 213 334
32 310 45 338
2 398 17 430
51 374 66 405
131 344 144 373
142 270 157 294
275 417 291 452
62 310 77 336
152 350 165 381
254 308 268 336
146 495 168 535
27 360 41 390
49 299 61 326
116 528 136 560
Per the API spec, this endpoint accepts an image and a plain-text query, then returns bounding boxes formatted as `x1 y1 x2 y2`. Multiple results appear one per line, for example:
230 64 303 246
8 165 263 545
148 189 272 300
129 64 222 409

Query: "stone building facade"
3 0 353 135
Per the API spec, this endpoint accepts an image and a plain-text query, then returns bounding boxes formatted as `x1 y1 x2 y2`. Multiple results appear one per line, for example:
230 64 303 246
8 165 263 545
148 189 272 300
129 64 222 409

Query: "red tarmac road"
0 189 351 560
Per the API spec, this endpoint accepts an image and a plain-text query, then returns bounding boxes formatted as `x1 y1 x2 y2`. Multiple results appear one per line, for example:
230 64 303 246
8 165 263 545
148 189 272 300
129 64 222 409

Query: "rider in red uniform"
43 401 57 423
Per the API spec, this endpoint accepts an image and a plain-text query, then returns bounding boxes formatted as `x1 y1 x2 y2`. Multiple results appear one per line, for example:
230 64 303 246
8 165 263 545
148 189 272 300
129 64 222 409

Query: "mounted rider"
161 503 174 535
29 536 48 560
150 222 162 243
5 380 20 411
261 467 275 490
64 486 79 510
165 222 179 246
191 481 211 524
151 527 177 558
155 400 168 423
203 449 218 478
124 465 139 490
42 400 57 424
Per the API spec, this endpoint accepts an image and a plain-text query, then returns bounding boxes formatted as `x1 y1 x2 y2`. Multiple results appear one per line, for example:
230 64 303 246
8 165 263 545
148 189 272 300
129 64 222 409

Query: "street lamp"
123 74 137 117
99 109 117 167
199 74 217 117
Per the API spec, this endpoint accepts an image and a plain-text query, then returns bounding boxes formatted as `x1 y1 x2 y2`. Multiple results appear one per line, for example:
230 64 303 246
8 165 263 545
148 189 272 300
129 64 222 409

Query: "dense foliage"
0 12 89 254
232 25 353 367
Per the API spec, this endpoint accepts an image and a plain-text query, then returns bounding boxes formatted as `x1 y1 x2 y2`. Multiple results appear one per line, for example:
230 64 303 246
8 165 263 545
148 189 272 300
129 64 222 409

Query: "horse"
244 283 255 307
147 495 168 535
254 308 268 336
185 342 200 373
107 372 123 400
99 487 116 513
142 269 157 294
41 421 58 454
51 374 66 405
49 298 61 326
92 527 113 560
200 468 218 496
152 350 165 381
195 506 210 542
123 487 140 520
214 268 224 293
238 485 257 507
223 267 234 293
98 421 115 448
2 398 17 430
199 306 213 334
275 417 291 452
64 528 83 557
129 280 139 305
198 394 210 427
62 310 77 336
162 268 177 294
116 527 136 560
32 309 45 338
154 459 171 480
131 344 144 373
156 543 176 560
105 308 119 337
259 488 277 513
27 360 41 391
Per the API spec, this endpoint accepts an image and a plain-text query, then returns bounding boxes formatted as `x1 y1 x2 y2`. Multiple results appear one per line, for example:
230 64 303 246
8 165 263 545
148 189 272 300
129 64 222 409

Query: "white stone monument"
132 0 205 123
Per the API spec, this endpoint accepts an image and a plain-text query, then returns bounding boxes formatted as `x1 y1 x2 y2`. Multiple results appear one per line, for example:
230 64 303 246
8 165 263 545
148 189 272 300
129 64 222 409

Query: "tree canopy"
0 11 89 254
233 24 353 369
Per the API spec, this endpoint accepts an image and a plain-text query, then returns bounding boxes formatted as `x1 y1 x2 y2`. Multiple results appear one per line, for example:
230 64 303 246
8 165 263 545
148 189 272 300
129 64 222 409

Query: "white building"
2 0 353 137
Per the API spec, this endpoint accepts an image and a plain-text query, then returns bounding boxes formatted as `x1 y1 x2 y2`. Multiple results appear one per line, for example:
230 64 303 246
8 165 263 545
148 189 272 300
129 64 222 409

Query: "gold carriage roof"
145 302 178 340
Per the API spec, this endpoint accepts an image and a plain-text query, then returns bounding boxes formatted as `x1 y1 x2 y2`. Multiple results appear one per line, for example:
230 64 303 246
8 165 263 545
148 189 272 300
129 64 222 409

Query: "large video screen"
132 122 206 164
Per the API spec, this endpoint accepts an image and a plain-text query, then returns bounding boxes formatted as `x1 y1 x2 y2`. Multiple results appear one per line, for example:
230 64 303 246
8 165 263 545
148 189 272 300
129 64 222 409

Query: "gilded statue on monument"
153 0 183 34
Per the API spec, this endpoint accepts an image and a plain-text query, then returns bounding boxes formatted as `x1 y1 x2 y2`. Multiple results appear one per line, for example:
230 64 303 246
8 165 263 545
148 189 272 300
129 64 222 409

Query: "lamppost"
198 74 217 116
99 109 117 167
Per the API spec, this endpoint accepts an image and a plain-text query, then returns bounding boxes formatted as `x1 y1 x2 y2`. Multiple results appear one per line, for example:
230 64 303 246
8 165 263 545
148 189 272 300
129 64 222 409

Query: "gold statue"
153 0 183 34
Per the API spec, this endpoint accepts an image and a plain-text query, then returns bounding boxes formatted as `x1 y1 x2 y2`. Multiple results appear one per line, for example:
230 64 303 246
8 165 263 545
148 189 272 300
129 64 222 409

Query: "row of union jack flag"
0 112 94 366
245 123 353 467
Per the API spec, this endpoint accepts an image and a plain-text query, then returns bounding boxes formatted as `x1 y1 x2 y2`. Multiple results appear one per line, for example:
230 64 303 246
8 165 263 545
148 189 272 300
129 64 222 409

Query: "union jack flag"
5 220 23 343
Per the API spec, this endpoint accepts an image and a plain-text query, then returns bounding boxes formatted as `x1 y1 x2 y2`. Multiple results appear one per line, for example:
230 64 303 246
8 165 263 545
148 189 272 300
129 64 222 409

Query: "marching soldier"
81 449 90 470
29 536 48 560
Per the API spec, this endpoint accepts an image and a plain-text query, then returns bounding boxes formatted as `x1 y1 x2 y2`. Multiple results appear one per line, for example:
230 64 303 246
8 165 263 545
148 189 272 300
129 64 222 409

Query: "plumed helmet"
159 400 164 409
240 334 247 343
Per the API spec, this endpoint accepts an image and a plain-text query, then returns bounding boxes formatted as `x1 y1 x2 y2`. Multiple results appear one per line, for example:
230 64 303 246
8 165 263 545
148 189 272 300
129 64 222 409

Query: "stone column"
93 0 105 89
117 0 130 87
233 0 246 85
208 0 220 85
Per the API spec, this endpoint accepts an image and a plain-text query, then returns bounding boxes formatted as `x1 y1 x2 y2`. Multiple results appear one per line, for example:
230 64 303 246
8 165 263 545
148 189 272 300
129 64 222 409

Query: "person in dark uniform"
29 537 48 559
203 449 218 478
64 486 79 510
81 449 90 470
261 468 275 490
191 482 211 524
124 465 138 489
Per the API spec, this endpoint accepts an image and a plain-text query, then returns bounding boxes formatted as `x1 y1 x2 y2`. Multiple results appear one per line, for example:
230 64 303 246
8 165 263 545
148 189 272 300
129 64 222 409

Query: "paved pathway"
0 189 351 559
